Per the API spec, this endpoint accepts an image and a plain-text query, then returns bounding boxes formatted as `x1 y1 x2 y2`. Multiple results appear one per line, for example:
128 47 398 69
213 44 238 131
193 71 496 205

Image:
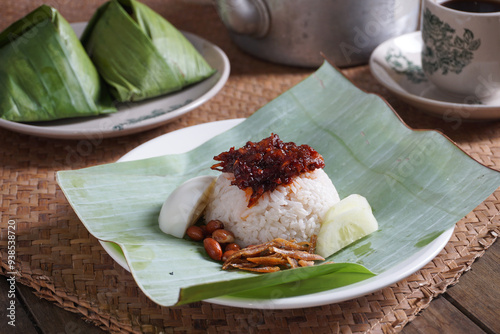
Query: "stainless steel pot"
215 0 420 67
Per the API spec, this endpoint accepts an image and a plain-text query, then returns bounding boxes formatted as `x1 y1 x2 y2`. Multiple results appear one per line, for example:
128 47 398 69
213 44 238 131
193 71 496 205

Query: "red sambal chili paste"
211 134 325 207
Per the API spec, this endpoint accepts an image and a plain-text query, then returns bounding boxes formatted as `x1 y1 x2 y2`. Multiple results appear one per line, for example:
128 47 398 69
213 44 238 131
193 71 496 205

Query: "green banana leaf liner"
0 5 116 123
81 0 216 103
57 62 500 306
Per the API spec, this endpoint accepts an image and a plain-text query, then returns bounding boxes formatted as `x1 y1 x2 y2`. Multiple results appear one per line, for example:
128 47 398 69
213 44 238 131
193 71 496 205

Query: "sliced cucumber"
316 194 378 258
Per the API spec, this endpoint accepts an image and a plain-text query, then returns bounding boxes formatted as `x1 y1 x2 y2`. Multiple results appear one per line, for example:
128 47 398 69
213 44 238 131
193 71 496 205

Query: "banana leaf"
80 0 216 102
57 62 500 306
0 5 116 122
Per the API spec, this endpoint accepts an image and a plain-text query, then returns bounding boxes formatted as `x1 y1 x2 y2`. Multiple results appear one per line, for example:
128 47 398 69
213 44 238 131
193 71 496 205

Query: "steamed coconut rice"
204 169 340 246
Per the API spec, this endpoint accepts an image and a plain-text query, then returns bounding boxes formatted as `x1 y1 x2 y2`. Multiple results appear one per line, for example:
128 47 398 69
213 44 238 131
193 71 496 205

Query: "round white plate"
0 23 230 139
370 31 500 120
101 119 454 310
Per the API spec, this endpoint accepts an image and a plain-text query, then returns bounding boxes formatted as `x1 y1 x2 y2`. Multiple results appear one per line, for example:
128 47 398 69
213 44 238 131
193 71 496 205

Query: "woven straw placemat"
1 1 500 333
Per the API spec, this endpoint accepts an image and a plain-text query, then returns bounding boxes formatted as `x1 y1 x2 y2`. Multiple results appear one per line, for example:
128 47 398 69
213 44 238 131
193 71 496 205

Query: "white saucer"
370 31 500 120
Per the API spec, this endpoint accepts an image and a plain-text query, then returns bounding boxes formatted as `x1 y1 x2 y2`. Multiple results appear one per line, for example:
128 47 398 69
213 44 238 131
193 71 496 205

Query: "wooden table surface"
1 1 499 333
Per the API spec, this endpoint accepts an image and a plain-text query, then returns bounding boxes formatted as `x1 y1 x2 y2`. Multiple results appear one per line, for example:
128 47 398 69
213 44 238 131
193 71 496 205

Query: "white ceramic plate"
0 23 230 139
101 119 454 310
370 31 500 120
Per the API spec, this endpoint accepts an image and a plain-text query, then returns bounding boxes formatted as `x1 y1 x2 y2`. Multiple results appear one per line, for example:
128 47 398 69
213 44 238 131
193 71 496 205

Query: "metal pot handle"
215 0 270 38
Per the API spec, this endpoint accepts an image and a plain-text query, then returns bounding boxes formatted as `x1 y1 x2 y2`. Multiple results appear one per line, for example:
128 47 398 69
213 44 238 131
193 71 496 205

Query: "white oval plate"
0 23 230 139
100 119 454 310
370 31 500 120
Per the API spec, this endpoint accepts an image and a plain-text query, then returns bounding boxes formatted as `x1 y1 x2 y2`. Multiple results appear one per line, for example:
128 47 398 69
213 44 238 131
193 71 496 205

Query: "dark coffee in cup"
441 0 500 13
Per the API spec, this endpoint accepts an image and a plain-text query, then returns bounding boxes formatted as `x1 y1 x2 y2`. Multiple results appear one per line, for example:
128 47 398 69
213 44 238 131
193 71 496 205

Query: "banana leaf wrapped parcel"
0 5 117 122
81 0 216 102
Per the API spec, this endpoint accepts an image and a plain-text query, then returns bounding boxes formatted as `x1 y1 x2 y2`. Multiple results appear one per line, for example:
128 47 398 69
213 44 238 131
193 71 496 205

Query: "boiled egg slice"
158 175 216 238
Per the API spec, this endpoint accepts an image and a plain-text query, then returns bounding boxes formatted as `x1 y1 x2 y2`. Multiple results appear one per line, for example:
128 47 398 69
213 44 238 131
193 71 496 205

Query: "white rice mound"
204 169 340 247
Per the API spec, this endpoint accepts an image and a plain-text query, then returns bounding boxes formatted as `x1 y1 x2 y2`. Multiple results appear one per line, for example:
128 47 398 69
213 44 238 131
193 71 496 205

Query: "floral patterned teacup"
421 0 500 98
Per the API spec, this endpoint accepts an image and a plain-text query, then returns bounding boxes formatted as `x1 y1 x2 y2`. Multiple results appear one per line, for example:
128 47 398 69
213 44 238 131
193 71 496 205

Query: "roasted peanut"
203 238 222 261
206 220 224 234
222 250 236 262
225 243 241 252
186 226 204 241
200 225 209 237
212 229 235 244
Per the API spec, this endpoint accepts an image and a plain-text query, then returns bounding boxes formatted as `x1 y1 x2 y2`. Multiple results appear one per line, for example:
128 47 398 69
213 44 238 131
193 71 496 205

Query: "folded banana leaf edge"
57 61 500 307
